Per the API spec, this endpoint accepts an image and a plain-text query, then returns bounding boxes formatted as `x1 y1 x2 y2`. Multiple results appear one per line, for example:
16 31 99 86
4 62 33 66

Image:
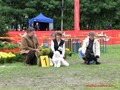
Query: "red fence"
7 30 120 45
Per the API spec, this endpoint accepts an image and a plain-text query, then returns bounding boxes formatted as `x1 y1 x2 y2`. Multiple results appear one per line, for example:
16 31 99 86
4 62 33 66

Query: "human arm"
51 40 55 53
81 40 87 55
61 43 65 57
21 37 35 51
95 40 100 57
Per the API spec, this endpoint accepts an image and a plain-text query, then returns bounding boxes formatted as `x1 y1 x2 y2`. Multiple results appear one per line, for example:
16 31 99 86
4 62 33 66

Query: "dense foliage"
80 0 120 30
0 0 73 30
0 0 120 31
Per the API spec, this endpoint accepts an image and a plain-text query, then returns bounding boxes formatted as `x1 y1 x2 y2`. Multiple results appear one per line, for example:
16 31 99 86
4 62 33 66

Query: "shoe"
83 61 87 64
86 62 90 65
96 62 101 64
24 63 30 66
82 58 86 61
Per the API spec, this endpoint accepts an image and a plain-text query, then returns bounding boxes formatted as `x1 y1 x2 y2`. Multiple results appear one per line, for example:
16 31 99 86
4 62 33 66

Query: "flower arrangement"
0 41 25 64
39 46 72 57
0 41 20 54
0 52 16 58
39 47 51 56
65 48 72 56
0 52 25 64
0 52 16 64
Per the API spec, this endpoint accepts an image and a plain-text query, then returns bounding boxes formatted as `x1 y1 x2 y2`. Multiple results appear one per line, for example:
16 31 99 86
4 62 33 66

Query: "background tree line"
0 0 120 34
81 0 120 30
0 0 73 31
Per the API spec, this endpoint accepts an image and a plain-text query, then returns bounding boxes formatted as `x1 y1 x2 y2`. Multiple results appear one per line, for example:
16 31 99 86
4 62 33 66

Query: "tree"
0 15 8 36
80 0 120 30
0 0 74 30
0 0 120 30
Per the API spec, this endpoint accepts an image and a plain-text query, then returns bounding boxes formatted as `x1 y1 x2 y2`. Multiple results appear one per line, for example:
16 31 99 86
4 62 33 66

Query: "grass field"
0 45 120 90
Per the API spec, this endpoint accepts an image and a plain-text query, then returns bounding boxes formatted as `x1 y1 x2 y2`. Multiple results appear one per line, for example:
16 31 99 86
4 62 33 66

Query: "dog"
52 51 69 67
85 50 96 64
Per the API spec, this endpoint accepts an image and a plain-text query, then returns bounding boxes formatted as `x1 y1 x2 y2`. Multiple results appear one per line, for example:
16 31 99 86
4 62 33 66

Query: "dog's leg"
52 59 57 67
61 58 69 66
56 59 61 67
50 58 53 66
54 61 57 67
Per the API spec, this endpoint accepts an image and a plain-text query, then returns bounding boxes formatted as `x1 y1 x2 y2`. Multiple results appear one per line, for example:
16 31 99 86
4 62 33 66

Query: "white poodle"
52 51 69 67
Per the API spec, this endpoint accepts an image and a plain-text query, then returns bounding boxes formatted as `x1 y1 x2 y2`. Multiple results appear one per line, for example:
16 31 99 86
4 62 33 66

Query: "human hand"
34 49 40 53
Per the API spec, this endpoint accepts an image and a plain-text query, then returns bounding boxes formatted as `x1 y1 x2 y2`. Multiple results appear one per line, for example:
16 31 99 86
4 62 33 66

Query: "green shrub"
0 57 17 64
0 41 4 49
0 15 8 36
15 53 25 62
3 44 18 49
0 43 18 50
0 52 25 64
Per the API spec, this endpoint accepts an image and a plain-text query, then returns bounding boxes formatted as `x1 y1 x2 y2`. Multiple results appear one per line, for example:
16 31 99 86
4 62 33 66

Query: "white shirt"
80 37 100 57
51 40 65 57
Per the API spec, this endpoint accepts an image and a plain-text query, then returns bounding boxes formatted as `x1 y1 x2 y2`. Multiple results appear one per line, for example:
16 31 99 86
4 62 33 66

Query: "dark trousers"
85 50 97 63
49 51 54 59
24 50 37 65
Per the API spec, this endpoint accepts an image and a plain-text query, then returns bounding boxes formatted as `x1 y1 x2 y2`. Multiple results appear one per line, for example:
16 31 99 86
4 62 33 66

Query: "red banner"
8 30 120 45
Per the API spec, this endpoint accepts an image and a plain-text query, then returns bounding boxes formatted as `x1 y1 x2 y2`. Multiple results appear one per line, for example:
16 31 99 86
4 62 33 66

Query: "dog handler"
49 31 69 66
20 27 40 66
78 32 101 65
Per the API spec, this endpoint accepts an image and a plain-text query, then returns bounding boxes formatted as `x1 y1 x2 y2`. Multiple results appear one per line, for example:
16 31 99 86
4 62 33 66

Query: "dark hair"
55 31 62 37
27 27 35 33
88 32 95 36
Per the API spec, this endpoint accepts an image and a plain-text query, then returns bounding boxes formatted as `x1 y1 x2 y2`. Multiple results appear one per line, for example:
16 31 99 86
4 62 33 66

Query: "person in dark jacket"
49 31 69 67
34 22 40 31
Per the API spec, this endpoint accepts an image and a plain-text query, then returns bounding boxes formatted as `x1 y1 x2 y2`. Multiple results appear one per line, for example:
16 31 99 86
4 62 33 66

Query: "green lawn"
0 45 120 90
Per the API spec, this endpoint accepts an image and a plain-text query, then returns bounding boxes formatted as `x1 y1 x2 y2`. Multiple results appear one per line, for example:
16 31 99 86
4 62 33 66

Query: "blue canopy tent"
29 13 53 30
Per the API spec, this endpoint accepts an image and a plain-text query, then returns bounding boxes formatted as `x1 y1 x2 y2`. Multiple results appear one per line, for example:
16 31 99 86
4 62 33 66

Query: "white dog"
52 51 69 67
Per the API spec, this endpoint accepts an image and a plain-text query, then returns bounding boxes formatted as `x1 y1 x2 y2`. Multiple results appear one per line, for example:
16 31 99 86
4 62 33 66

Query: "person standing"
35 22 40 31
78 32 101 65
20 27 40 66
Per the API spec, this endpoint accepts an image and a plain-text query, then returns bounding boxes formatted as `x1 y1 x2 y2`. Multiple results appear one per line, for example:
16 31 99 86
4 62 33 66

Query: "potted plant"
65 48 72 57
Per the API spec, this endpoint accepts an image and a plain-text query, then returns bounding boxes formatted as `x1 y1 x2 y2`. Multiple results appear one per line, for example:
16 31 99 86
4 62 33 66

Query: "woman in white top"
49 31 69 66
